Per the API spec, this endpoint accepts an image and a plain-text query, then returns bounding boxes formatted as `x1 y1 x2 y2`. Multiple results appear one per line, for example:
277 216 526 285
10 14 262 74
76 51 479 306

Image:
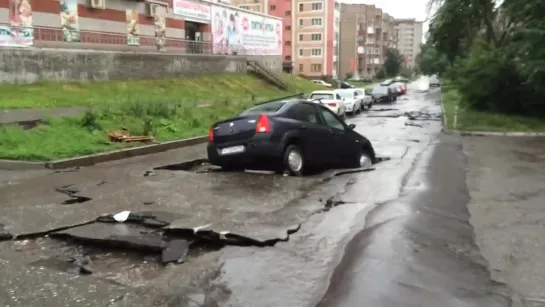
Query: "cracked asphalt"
2 79 540 307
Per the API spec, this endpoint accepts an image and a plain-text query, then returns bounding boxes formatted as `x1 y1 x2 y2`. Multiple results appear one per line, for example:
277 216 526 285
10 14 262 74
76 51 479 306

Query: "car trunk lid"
212 115 260 144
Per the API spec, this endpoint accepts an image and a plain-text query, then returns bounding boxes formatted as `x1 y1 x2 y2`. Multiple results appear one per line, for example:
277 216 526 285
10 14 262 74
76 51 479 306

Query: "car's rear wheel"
282 145 304 176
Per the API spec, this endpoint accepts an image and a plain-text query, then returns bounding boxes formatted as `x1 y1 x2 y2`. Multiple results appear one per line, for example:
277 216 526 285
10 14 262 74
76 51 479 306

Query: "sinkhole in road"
2 223 226 284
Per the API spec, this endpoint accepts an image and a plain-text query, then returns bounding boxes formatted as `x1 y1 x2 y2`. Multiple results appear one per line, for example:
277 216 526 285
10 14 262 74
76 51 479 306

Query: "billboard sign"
211 5 282 55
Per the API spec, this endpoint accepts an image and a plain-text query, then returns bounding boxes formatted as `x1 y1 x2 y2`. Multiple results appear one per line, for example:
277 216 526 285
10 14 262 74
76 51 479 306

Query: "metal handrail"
0 23 279 56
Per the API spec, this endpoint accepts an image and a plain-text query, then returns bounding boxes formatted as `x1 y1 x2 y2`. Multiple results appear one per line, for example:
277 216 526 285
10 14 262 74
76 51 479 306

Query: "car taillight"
256 113 271 133
208 125 214 142
327 102 337 107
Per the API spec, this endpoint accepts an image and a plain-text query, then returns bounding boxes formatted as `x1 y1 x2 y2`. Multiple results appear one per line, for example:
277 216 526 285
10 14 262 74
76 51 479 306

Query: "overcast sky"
341 0 435 40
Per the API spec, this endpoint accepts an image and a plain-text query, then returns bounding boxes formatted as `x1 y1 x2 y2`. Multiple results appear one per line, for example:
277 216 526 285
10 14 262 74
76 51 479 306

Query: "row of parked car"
205 78 410 175
307 79 407 118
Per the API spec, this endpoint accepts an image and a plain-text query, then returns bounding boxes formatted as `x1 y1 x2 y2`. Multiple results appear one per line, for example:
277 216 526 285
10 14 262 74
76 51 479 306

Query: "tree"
383 48 404 77
415 42 449 76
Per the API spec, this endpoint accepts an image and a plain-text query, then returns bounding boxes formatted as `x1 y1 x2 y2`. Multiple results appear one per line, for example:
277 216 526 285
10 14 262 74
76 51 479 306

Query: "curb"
443 130 545 137
0 135 207 170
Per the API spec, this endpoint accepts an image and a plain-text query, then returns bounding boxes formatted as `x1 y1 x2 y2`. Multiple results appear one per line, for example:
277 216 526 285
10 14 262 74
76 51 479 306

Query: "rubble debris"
55 184 93 204
161 239 190 264
0 224 12 241
404 111 442 121
143 170 156 177
62 195 92 205
51 167 80 174
405 122 423 128
368 108 399 112
113 211 131 222
154 159 208 171
107 130 155 143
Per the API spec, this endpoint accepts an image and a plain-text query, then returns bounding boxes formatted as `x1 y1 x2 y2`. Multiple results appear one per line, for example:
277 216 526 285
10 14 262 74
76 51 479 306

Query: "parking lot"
0 82 445 306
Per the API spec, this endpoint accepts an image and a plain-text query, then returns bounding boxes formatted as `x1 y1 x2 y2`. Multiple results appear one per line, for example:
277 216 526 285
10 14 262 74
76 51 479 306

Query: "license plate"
220 145 245 155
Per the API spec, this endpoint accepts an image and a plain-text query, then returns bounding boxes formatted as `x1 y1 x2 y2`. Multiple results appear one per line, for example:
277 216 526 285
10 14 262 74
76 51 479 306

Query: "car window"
293 103 319 124
335 94 342 100
319 108 345 130
355 90 363 97
241 101 286 115
309 93 334 100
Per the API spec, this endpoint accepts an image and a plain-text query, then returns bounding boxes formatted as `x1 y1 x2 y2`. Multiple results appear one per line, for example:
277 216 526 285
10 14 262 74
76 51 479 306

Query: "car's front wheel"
351 149 373 169
282 145 304 176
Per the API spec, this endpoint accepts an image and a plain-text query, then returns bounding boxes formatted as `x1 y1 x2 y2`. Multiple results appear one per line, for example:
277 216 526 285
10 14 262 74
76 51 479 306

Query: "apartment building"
394 18 423 68
338 3 397 79
231 0 340 78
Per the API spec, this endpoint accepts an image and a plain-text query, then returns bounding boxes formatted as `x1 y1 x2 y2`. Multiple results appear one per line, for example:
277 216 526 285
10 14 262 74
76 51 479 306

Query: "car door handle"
300 125 307 130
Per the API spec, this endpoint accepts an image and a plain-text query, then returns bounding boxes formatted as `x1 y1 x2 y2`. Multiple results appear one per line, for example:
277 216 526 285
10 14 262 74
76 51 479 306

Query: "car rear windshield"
240 101 287 115
372 86 388 93
309 93 334 100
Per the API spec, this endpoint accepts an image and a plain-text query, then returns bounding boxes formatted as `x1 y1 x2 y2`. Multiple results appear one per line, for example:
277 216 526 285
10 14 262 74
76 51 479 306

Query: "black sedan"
207 98 376 175
370 85 395 103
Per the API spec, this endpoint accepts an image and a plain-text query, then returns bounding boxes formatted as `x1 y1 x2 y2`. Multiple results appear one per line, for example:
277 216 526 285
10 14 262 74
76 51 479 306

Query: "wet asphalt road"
0 80 523 306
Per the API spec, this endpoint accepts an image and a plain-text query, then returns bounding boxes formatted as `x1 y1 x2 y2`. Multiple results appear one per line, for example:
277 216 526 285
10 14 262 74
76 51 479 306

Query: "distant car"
311 80 332 87
332 81 356 89
395 76 409 83
388 83 402 99
391 82 407 95
370 85 395 103
380 79 394 86
308 90 347 118
356 88 374 109
335 89 363 115
207 98 376 175
429 75 440 87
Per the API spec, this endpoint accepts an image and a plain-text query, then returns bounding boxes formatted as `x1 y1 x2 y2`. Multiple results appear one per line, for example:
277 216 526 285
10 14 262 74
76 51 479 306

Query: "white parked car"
336 89 363 115
308 90 346 119
356 88 373 109
311 80 332 87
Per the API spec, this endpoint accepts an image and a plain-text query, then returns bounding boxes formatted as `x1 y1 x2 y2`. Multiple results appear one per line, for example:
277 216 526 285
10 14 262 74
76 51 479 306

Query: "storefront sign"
1 0 33 47
211 5 282 55
173 0 211 23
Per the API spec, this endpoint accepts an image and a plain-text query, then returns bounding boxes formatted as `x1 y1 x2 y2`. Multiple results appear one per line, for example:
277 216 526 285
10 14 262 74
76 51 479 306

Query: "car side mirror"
348 124 356 129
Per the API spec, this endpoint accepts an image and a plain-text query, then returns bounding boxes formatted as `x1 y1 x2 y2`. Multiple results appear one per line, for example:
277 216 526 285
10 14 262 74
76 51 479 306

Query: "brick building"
230 0 341 78
338 3 397 79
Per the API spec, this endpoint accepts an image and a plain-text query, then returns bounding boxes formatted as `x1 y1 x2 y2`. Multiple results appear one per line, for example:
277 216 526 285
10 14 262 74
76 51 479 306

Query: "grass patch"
0 73 322 109
441 87 545 132
0 73 323 161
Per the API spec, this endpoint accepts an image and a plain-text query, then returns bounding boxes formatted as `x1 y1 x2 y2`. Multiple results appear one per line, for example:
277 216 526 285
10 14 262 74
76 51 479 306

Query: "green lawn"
0 73 322 109
442 87 545 132
0 73 322 161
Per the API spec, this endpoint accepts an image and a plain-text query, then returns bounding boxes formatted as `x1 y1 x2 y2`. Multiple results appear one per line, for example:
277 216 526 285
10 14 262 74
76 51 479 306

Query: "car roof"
310 90 336 94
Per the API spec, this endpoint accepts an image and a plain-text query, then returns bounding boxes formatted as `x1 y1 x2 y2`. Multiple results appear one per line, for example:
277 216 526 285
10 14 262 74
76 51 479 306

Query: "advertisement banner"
211 6 282 55
1 0 33 47
173 0 211 23
126 9 140 46
60 0 80 42
154 6 167 51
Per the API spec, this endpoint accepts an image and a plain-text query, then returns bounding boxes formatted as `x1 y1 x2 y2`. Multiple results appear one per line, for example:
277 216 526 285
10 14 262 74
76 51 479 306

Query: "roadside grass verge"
442 87 545 132
0 73 322 161
0 73 322 109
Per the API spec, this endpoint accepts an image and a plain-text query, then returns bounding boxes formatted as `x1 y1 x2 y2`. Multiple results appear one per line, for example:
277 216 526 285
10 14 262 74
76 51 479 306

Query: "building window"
299 19 304 26
311 18 322 26
299 49 304 56
311 33 322 41
285 55 291 61
374 48 379 54
299 3 304 11
270 5 276 10
311 64 322 72
285 25 291 30
285 10 291 16
311 48 322 56
285 40 291 46
239 5 249 9
311 2 322 10
299 34 304 41
299 64 304 71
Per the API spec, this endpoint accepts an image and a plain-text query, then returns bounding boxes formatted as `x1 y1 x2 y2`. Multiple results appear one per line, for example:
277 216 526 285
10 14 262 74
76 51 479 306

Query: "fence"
0 24 280 56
